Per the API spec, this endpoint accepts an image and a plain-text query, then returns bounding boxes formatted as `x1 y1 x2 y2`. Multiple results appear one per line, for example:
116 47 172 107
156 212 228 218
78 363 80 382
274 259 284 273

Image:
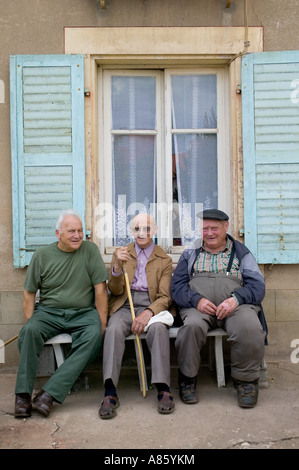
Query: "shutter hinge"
238 228 244 237
85 230 92 240
236 85 242 94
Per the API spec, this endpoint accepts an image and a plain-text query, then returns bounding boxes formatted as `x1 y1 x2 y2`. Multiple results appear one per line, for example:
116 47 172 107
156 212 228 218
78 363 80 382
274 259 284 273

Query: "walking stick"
123 262 147 398
0 334 18 348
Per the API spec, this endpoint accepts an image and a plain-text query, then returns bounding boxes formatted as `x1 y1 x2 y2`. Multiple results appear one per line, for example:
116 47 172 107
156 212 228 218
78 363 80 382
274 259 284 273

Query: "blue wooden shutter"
242 51 299 264
10 54 85 268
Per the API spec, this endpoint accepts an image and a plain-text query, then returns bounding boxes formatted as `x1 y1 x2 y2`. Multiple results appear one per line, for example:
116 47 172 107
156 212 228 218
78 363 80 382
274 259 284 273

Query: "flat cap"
199 209 229 220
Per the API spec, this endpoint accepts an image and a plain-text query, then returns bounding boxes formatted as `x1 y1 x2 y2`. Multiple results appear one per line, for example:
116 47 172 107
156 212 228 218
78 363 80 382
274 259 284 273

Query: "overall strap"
226 243 235 274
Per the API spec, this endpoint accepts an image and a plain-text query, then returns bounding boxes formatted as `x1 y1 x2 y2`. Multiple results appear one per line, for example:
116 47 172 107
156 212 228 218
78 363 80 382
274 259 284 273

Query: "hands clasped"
197 296 238 320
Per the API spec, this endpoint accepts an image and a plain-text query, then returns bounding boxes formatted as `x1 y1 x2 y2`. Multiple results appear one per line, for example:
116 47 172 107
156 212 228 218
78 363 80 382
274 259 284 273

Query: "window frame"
98 65 230 255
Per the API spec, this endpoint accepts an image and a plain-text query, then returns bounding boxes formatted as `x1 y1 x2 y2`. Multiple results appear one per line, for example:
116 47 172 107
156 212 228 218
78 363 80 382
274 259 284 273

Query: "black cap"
199 209 229 221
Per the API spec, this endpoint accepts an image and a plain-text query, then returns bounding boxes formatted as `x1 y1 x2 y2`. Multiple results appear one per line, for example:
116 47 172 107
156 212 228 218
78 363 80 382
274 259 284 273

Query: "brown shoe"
15 394 32 418
32 390 53 417
157 391 175 414
99 395 119 419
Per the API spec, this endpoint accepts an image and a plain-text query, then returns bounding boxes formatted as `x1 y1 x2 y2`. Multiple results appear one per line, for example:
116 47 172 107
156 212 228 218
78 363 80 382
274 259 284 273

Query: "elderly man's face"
202 219 229 253
131 214 157 249
56 215 84 252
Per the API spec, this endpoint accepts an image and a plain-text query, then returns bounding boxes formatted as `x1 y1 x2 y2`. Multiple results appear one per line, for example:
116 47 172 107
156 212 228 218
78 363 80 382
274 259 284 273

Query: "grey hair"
56 209 82 232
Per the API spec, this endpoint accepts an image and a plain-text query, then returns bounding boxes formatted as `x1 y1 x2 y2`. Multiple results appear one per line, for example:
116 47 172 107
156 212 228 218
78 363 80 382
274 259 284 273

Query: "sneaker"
233 380 259 408
179 382 199 404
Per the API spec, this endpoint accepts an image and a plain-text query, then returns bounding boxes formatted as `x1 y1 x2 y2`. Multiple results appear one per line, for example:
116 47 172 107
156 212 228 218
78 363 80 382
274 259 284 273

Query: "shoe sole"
238 402 257 408
14 412 31 418
181 398 199 404
158 407 175 414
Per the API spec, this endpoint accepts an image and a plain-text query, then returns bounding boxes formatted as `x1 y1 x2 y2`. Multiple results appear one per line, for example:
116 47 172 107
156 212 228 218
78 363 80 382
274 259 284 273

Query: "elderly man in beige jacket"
99 213 174 419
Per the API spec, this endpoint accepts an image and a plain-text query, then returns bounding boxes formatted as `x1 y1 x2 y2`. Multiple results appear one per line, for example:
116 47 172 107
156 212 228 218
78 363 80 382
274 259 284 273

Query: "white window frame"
98 65 230 255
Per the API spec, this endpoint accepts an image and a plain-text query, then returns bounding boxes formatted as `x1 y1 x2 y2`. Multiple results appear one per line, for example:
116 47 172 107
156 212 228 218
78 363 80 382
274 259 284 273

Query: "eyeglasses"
133 226 151 233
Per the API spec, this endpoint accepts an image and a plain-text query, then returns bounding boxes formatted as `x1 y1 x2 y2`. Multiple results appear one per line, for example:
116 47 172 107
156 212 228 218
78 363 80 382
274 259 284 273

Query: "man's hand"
197 296 238 319
113 247 131 273
196 298 217 316
131 309 153 335
215 297 238 320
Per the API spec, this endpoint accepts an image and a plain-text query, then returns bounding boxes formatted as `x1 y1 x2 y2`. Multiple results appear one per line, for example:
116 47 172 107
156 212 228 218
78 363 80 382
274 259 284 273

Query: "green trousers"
15 304 102 403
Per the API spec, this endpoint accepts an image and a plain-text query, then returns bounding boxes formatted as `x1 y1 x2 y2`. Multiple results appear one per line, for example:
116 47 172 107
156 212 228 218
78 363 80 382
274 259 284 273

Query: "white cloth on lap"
144 310 174 332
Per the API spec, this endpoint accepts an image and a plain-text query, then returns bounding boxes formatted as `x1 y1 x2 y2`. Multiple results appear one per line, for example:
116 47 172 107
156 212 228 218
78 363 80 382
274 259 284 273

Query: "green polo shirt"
24 241 107 309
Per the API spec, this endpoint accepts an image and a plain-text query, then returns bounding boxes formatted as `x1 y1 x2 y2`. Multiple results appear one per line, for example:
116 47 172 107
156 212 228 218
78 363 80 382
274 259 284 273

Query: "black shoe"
179 382 199 404
15 394 32 418
233 380 259 408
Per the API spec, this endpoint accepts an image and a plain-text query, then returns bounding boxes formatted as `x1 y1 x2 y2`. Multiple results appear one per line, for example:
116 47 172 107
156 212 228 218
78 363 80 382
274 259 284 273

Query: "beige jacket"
108 242 173 316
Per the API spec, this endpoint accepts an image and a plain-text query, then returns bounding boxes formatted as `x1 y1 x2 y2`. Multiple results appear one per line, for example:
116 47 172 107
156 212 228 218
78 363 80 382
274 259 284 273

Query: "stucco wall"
1 0 299 371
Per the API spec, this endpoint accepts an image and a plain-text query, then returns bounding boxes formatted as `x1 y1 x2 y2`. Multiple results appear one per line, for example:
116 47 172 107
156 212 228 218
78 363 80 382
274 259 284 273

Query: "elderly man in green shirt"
14 209 108 418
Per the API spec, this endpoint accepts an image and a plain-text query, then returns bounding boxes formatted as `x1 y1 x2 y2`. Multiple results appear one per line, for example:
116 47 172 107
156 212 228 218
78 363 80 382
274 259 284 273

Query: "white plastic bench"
45 327 230 389
45 333 73 368
125 327 229 390
45 327 268 390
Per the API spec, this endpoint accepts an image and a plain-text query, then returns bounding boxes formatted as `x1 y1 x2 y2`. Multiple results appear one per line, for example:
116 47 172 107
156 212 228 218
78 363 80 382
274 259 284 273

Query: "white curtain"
171 75 218 246
111 76 156 245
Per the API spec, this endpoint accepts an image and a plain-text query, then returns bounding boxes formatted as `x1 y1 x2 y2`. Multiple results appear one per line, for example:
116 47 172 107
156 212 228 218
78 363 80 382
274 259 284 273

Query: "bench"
45 333 73 368
126 327 229 390
45 328 268 390
45 327 236 389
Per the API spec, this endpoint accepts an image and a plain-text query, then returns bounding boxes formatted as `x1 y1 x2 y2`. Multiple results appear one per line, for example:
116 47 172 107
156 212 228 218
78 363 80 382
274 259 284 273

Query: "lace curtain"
112 76 156 245
110 74 218 247
171 75 218 246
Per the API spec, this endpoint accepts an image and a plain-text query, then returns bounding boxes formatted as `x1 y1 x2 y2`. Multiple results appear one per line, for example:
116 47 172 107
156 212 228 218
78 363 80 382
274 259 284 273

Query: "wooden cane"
0 334 18 349
123 263 147 398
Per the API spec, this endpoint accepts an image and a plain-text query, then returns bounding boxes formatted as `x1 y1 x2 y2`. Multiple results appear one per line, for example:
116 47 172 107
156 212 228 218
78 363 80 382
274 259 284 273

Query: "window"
98 67 230 254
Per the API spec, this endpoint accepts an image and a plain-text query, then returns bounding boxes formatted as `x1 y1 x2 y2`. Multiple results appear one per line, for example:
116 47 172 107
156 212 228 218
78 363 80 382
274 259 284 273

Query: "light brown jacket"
108 242 172 316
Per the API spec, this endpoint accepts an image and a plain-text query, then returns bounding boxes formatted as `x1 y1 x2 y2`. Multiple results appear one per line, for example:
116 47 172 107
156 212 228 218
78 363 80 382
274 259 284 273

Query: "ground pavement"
0 361 299 454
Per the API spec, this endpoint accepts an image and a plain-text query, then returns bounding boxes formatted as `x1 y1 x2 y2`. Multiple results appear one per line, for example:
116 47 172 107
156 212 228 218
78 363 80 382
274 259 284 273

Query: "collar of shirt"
195 237 241 279
202 236 230 254
134 241 155 259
